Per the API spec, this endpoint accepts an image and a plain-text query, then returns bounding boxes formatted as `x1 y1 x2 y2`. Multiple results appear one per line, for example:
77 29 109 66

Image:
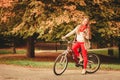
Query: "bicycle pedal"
75 64 80 67
75 63 83 67
80 62 83 65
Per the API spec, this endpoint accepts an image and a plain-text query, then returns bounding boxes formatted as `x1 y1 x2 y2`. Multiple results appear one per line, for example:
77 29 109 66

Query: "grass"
67 62 120 70
101 63 120 71
0 48 26 54
0 58 120 71
0 49 13 54
0 58 54 68
0 48 120 70
88 47 119 58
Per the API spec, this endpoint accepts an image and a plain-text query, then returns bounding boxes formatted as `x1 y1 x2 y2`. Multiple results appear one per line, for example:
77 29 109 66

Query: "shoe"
78 57 83 64
78 55 83 63
81 69 86 75
78 59 83 64
75 63 80 67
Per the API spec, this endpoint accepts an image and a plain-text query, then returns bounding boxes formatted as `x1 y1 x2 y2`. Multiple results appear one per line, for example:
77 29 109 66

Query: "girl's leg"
80 43 88 69
72 42 80 63
72 42 80 58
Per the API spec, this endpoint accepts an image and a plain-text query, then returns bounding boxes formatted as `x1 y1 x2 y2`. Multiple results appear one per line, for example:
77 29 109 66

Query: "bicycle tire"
86 53 100 73
53 53 68 75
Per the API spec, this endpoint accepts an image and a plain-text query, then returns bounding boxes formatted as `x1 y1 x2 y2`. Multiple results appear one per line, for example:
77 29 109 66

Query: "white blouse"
64 25 91 49
65 25 86 42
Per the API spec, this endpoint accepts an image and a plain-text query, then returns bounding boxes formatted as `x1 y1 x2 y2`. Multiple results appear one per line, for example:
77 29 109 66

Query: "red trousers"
72 42 88 69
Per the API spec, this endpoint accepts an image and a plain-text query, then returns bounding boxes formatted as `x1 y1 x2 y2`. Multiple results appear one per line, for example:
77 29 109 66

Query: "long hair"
76 18 89 34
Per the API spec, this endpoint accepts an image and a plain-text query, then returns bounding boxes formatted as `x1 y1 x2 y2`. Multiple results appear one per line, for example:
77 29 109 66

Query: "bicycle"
53 39 101 75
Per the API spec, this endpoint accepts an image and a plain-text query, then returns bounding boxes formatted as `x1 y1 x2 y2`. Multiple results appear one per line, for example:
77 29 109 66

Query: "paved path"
0 64 120 80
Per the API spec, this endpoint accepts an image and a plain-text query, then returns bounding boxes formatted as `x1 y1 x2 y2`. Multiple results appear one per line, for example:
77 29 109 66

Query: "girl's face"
81 18 88 25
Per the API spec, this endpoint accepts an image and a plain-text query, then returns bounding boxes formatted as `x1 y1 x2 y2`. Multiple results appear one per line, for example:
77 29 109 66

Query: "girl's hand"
62 36 66 40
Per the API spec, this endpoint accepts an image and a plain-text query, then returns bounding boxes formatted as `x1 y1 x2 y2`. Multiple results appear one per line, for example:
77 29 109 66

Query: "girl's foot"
81 69 86 75
78 56 83 63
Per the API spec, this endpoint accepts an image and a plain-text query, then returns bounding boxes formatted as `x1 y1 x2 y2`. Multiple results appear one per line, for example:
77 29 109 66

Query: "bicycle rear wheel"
86 53 100 73
53 53 68 75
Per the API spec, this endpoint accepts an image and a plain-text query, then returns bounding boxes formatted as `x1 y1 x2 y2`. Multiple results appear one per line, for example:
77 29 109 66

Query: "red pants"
72 42 88 69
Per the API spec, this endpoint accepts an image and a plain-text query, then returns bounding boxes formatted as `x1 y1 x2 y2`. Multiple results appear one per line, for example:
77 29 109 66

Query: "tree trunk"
118 45 120 59
26 36 35 58
12 37 16 54
118 37 120 59
13 46 16 54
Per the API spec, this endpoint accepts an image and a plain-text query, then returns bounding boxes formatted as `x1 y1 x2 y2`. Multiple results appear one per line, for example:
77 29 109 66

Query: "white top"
65 25 91 49
65 25 86 42
76 32 85 42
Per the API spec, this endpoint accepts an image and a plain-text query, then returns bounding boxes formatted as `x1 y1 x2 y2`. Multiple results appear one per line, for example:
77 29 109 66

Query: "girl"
62 17 91 74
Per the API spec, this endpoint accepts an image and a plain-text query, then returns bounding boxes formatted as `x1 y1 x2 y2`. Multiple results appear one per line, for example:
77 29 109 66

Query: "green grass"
0 49 12 54
0 48 120 70
0 58 54 68
0 49 26 54
0 58 120 70
0 47 119 57
88 48 119 58
100 64 120 71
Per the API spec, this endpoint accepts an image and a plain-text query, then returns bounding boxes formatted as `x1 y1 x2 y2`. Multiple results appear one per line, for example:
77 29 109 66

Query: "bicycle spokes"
53 54 68 75
86 54 100 73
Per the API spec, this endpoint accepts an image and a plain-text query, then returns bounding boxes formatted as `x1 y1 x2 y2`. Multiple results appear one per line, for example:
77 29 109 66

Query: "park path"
0 64 120 80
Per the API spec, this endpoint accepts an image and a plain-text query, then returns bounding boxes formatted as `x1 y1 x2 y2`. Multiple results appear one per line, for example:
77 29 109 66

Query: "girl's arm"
64 26 77 38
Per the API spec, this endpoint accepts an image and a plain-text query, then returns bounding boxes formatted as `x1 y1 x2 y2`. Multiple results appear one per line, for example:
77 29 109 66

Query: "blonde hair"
76 17 89 34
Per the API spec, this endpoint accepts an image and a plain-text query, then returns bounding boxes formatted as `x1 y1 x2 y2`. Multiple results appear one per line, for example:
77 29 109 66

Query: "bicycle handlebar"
61 38 73 44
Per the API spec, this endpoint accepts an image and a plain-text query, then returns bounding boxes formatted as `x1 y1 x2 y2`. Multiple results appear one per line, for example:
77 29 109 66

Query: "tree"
12 0 88 57
0 0 28 53
0 0 18 53
1 0 120 58
85 0 120 59
84 0 120 58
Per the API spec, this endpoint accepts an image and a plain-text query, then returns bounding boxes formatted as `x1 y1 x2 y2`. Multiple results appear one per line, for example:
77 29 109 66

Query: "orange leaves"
0 11 15 23
93 0 110 4
1 16 7 23
64 5 76 11
0 0 17 8
0 0 16 23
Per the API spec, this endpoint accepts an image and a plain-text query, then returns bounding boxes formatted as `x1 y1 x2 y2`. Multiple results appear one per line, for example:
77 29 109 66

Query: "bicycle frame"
62 40 74 57
53 39 100 75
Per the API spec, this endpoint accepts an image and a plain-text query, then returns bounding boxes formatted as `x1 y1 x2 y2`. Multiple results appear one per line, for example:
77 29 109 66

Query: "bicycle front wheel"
86 53 100 73
53 53 68 75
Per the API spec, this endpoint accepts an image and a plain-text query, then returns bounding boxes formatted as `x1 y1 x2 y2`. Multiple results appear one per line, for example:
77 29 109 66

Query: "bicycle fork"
59 50 68 65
